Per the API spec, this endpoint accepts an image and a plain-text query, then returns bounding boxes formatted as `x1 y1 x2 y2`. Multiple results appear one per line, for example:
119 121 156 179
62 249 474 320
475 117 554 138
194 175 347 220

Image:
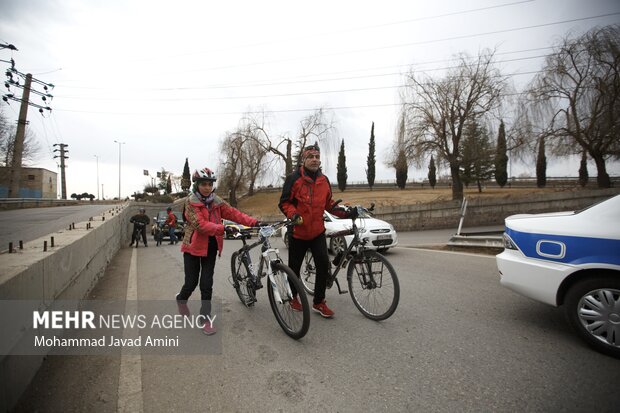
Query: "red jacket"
165 210 177 228
181 193 258 257
279 166 343 240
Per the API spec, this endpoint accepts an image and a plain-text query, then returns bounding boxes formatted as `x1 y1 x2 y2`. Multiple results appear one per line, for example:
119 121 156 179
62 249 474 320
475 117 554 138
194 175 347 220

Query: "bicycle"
131 221 146 248
229 220 311 340
299 205 400 321
154 222 164 246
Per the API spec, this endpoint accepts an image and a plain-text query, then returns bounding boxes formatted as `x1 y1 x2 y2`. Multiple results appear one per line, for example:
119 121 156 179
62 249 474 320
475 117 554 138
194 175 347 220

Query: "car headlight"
502 233 518 250
389 224 394 231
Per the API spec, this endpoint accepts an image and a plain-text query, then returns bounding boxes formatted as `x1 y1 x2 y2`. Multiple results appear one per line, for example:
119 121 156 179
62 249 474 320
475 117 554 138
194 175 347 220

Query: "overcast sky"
1 0 619 198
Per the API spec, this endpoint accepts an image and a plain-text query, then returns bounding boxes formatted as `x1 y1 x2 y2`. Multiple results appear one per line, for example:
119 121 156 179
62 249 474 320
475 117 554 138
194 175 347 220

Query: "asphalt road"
0 204 114 251
14 233 620 412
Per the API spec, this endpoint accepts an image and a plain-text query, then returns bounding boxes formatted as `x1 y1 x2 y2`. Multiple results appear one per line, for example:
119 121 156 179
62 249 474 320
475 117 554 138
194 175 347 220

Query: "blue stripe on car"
506 227 620 266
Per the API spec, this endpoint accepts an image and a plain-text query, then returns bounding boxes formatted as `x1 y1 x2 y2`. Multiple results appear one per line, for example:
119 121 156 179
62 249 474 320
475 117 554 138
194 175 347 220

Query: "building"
0 167 57 198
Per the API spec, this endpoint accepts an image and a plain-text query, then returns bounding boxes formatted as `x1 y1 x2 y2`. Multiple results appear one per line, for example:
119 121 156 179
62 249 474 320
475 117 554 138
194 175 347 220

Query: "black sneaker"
254 279 263 290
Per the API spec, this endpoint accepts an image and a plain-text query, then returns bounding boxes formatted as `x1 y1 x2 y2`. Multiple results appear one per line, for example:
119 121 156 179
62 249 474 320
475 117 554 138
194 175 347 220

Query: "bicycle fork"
266 259 293 305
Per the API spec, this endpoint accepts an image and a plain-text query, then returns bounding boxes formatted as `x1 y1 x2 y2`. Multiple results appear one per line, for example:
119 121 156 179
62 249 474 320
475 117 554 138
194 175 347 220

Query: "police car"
496 194 620 358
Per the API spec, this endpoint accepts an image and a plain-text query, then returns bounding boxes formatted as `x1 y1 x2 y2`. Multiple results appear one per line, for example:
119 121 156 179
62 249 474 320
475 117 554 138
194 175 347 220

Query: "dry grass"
236 186 570 218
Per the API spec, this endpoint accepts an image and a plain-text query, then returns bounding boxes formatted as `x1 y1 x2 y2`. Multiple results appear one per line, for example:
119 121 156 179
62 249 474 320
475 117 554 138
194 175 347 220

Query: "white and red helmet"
192 167 217 182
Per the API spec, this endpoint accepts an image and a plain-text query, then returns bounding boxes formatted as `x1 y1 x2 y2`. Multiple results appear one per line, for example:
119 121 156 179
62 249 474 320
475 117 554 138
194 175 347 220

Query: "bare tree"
0 114 42 167
218 131 247 207
243 107 337 181
527 25 620 188
237 122 268 196
400 49 506 200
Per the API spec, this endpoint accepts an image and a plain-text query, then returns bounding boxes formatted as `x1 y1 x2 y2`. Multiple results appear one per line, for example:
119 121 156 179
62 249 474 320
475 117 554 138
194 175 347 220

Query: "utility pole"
53 143 69 199
7 73 31 198
94 155 100 199
114 140 125 200
2 47 54 198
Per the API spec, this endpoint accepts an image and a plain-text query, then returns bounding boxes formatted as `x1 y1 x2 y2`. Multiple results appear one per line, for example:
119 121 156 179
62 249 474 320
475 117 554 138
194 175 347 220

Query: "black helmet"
139 208 146 213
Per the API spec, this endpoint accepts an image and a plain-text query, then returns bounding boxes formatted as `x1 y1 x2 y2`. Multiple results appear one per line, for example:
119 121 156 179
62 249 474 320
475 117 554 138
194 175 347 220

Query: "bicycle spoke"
348 251 399 320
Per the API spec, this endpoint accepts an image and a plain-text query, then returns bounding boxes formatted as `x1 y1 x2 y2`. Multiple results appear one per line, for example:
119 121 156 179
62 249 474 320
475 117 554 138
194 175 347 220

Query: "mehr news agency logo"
32 310 216 348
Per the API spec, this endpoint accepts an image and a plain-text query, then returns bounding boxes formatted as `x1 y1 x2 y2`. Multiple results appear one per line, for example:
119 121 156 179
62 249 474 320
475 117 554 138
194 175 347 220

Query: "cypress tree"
337 139 347 192
578 150 589 187
494 120 508 187
395 149 408 189
181 158 191 194
366 122 376 190
428 155 437 189
536 136 547 188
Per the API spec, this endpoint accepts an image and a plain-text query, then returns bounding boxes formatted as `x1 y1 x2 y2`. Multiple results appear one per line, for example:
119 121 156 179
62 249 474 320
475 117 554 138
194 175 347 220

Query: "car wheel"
329 236 347 255
564 275 620 358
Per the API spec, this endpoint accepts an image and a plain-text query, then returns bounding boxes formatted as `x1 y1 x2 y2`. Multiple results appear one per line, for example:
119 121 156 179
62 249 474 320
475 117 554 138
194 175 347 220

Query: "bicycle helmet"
166 206 172 212
192 167 217 182
139 208 146 213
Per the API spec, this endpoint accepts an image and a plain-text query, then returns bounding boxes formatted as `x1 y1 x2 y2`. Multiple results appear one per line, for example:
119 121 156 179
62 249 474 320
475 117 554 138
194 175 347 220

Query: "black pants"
288 232 329 305
178 237 218 316
132 224 147 245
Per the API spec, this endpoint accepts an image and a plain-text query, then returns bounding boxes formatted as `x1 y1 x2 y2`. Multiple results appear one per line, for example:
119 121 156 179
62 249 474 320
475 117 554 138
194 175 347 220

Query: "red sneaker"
202 321 217 336
290 296 303 312
312 300 334 318
175 294 190 317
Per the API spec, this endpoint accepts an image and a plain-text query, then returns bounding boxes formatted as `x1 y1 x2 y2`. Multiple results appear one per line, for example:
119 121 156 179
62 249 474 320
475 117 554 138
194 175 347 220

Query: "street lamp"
94 155 100 200
114 140 125 200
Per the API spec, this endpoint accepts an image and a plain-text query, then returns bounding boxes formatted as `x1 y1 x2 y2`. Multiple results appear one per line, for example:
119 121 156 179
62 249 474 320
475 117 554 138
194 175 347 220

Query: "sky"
1 0 619 199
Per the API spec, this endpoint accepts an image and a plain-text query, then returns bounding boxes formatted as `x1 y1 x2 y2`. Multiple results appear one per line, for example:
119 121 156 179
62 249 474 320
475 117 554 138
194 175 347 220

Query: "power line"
119 0 537 63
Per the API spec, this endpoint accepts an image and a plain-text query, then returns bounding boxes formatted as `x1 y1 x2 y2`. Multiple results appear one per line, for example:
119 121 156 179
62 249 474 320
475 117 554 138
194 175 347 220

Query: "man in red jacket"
279 143 351 318
176 167 261 335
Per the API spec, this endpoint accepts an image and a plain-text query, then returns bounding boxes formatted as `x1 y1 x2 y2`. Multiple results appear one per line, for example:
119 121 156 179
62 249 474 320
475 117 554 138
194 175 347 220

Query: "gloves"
224 226 238 235
291 214 303 226
346 207 359 219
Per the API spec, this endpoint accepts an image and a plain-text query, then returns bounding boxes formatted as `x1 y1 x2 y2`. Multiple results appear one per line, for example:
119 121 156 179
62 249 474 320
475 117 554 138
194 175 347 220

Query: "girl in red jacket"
176 167 260 335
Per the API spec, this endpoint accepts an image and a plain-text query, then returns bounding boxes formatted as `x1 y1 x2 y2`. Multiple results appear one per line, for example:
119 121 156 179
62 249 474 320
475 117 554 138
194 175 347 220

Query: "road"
0 204 114 251
13 232 620 412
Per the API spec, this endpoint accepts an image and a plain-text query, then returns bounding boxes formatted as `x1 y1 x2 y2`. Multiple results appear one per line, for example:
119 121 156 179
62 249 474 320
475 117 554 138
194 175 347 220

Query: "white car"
281 209 398 253
496 194 620 358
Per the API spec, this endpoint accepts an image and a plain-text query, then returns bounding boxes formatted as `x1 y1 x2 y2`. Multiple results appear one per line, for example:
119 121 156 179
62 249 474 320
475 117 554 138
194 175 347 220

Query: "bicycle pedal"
338 289 348 295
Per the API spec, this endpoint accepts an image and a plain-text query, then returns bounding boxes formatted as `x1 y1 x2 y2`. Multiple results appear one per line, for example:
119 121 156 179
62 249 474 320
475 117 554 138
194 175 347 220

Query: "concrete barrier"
374 188 620 231
0 204 133 411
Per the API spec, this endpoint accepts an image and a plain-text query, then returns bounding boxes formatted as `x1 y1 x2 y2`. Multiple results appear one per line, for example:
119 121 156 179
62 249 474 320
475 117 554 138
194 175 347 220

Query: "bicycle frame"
233 222 292 303
325 215 375 293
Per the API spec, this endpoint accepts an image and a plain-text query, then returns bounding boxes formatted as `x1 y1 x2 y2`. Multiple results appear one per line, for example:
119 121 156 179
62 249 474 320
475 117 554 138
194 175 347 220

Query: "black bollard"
51 237 55 247
44 241 47 252
9 242 13 253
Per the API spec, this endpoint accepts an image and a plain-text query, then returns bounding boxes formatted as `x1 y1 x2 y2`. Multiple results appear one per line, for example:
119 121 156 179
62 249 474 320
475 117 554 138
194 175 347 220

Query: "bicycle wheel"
230 251 256 307
300 250 316 295
347 250 399 321
267 262 310 340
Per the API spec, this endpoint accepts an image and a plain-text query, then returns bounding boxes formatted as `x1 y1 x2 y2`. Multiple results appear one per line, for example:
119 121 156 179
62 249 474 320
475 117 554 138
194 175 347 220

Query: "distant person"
176 167 263 335
129 208 150 247
165 206 178 245
279 143 354 318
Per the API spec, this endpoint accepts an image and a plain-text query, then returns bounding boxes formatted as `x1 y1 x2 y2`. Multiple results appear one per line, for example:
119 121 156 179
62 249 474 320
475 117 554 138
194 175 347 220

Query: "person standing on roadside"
164 206 178 245
176 167 262 335
278 143 355 318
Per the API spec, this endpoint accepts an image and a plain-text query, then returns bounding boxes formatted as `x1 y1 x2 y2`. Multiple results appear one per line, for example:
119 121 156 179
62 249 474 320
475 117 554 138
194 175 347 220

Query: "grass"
236 186 573 218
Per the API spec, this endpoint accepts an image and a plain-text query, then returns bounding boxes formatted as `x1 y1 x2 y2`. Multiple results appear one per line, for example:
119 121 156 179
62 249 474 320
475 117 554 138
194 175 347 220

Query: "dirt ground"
236 186 574 217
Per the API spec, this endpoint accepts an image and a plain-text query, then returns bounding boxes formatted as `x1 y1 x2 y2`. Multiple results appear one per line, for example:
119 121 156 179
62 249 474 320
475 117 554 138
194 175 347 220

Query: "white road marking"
117 247 143 412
